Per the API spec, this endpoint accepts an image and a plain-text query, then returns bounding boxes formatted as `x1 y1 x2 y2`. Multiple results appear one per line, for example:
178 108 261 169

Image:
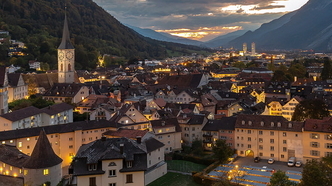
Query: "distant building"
243 43 247 54
7 73 28 102
251 42 256 55
0 67 8 114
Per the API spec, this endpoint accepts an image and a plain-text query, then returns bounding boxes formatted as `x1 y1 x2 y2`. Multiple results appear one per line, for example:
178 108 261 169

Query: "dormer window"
88 164 97 171
277 122 281 127
108 162 116 166
248 121 252 126
288 123 292 128
260 121 264 126
271 122 274 127
242 120 245 125
127 161 133 168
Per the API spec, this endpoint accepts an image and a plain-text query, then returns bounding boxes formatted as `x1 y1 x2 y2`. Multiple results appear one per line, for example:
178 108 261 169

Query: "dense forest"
0 0 211 70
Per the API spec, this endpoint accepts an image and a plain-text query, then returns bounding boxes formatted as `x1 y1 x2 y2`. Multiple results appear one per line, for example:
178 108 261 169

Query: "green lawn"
166 160 207 173
147 172 201 186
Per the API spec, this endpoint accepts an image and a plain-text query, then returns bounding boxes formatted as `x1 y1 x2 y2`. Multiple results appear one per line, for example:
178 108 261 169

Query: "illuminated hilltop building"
243 43 247 54
251 42 256 55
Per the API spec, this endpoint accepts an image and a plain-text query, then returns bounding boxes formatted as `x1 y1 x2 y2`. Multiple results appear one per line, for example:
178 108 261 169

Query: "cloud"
94 0 308 39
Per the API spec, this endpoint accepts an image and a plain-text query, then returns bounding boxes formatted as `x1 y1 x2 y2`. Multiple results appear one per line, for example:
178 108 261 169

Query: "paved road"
233 157 303 172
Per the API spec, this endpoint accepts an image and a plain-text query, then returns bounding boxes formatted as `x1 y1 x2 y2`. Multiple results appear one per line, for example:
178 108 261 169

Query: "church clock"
59 51 64 60
66 51 74 60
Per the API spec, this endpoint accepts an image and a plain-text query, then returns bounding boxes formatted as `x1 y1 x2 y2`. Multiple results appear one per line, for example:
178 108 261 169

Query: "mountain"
126 24 206 47
227 0 332 52
204 30 248 48
0 0 210 69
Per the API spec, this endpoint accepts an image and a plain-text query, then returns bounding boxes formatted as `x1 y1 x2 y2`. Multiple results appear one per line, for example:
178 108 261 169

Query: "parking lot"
233 157 303 172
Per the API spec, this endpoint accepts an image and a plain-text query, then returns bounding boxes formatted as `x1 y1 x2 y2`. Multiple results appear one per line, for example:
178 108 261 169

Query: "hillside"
0 0 211 69
226 0 332 52
126 24 206 47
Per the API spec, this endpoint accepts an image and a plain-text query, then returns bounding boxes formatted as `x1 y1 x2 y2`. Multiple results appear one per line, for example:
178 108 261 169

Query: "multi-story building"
178 113 208 146
282 96 302 121
150 118 182 153
267 101 283 116
202 117 236 150
0 103 74 131
0 130 62 186
7 73 28 102
43 83 90 104
0 120 118 169
235 115 303 162
70 137 166 186
0 66 8 114
303 117 332 162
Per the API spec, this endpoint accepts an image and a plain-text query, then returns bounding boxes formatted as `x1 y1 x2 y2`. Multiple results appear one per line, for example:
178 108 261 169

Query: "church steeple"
58 11 75 84
58 13 74 49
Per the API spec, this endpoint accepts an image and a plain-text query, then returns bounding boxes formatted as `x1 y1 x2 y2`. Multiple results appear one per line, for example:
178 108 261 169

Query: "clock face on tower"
59 51 64 60
66 51 74 60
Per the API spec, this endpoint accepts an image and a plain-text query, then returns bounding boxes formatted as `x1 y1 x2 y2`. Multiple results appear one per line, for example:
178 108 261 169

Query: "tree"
292 99 330 121
321 57 332 80
300 159 332 186
212 139 234 163
191 140 204 156
270 170 297 186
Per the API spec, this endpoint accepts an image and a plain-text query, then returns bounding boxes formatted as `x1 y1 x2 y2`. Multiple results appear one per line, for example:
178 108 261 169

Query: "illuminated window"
18 142 22 148
9 140 13 143
1 141 5 144
43 169 49 175
27 138 30 141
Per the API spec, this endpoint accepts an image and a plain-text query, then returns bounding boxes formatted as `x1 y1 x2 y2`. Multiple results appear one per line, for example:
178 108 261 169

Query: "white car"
268 158 275 164
295 161 302 167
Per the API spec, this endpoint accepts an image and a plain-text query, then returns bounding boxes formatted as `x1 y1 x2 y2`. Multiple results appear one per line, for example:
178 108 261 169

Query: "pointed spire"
23 130 62 169
58 12 74 49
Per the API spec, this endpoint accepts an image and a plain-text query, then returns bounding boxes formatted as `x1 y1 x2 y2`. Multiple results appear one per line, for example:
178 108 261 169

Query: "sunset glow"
156 26 242 40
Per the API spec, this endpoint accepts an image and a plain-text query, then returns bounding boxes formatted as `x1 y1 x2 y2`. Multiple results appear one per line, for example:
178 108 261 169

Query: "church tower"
58 13 75 83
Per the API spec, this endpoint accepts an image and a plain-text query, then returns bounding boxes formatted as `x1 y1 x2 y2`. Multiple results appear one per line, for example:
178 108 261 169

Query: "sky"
94 0 309 41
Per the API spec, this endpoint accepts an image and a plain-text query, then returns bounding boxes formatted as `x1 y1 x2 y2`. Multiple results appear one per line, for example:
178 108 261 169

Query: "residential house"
109 104 150 131
265 81 291 101
202 117 237 150
0 66 8 114
150 118 182 153
282 96 302 121
0 103 74 131
7 73 28 102
40 103 74 125
90 104 117 121
69 137 166 186
178 114 208 146
75 94 109 114
43 83 90 103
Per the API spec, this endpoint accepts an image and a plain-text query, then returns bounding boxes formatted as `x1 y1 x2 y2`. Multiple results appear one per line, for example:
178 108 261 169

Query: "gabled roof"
0 144 29 167
202 117 237 131
23 130 62 169
1 106 41 122
103 128 150 139
73 137 163 175
0 66 7 87
7 73 23 87
43 83 86 97
235 114 303 132
40 102 74 115
157 74 203 88
304 117 332 132
150 118 182 132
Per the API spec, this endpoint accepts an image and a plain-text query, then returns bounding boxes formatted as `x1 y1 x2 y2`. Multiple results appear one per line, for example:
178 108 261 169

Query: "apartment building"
235 115 303 162
303 117 332 162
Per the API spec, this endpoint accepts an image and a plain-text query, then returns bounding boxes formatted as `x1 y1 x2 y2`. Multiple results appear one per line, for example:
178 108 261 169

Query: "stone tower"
58 13 75 83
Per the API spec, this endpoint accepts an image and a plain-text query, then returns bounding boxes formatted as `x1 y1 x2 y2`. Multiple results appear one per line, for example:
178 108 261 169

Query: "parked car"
254 157 261 163
268 158 275 164
288 157 296 167
295 161 302 167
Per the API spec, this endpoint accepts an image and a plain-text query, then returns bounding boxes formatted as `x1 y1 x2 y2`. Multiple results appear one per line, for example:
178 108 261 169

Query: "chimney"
136 136 142 144
101 136 106 141
120 144 124 154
